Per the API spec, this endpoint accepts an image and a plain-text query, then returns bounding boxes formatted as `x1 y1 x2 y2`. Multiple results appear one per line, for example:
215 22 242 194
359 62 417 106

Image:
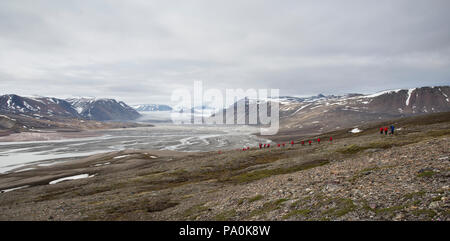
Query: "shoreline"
0 149 192 191
0 130 104 142
0 123 155 142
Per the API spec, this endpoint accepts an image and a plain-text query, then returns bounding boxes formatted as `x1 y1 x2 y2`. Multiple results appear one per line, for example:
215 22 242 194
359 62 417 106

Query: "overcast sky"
1 0 449 104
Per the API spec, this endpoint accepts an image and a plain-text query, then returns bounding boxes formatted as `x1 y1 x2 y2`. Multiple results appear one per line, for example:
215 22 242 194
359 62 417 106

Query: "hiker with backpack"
390 125 395 135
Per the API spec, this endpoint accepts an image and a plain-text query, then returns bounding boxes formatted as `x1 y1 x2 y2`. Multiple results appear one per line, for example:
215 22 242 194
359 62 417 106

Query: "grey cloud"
0 0 449 105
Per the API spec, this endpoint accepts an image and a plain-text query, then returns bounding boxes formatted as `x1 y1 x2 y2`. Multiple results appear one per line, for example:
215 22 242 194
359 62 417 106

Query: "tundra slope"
0 112 448 220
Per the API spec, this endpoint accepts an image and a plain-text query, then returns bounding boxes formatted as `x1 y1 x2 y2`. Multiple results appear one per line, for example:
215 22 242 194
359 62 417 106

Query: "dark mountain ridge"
0 95 140 121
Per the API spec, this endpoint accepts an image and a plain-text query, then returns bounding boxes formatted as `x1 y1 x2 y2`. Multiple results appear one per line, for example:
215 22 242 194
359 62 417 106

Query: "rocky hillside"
213 86 450 137
0 115 17 130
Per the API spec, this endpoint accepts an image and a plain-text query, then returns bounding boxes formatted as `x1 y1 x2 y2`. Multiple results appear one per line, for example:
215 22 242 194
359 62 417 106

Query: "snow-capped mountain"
276 86 450 134
0 94 82 119
132 104 172 112
277 86 450 118
0 94 140 122
66 97 141 121
212 86 450 135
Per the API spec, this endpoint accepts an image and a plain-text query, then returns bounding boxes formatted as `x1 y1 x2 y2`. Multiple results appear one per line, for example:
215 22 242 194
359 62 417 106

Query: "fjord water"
0 124 269 173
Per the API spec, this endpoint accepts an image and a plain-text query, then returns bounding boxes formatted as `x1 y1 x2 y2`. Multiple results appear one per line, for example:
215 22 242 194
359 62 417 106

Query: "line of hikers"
380 125 395 135
238 125 396 152
240 136 333 151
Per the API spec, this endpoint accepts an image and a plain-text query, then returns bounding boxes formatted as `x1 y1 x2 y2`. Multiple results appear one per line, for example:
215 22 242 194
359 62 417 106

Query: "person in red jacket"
277 143 281 147
384 127 388 135
379 127 383 134
308 140 312 145
291 140 294 146
329 136 333 142
264 144 266 148
317 138 321 144
259 143 262 149
282 143 285 147
301 141 305 146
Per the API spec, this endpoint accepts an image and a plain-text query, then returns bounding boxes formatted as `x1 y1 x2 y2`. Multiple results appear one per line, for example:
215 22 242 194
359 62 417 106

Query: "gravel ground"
0 114 449 221
196 137 449 221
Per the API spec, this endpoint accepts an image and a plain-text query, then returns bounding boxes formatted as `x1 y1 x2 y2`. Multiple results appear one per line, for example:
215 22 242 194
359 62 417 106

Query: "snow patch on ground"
7 96 12 108
113 155 130 159
350 128 362 133
439 88 448 97
23 101 38 111
406 88 415 106
94 162 110 167
49 174 95 185
0 185 29 193
290 104 312 116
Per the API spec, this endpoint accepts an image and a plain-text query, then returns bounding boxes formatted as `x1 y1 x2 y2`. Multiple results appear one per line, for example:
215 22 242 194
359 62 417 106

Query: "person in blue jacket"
390 125 395 135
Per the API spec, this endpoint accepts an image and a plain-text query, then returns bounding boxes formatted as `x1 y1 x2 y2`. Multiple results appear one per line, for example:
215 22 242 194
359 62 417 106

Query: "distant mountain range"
1 85 449 135
66 97 140 121
132 103 218 118
0 95 140 121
